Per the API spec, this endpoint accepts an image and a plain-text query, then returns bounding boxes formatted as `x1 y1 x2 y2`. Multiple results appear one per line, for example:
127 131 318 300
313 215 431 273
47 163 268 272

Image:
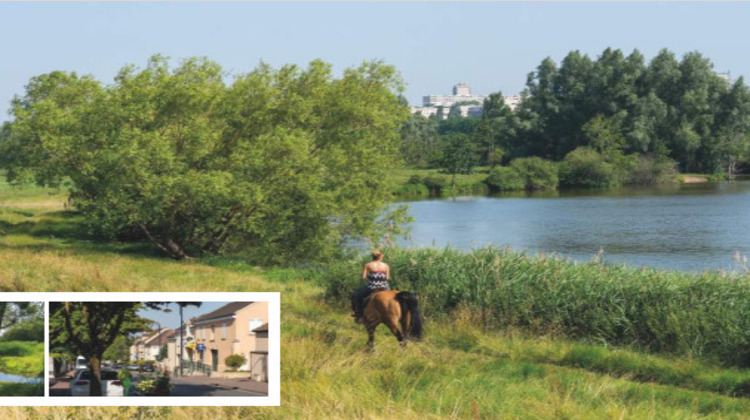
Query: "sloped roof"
191 302 254 324
253 323 268 333
144 329 175 346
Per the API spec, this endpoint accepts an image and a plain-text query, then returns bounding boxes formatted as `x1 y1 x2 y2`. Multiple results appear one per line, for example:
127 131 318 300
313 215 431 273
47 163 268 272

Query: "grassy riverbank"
1 178 749 417
390 167 733 199
323 248 750 369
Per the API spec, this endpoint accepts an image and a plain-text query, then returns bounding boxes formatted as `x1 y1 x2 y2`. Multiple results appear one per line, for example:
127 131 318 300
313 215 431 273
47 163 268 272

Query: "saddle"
363 288 389 307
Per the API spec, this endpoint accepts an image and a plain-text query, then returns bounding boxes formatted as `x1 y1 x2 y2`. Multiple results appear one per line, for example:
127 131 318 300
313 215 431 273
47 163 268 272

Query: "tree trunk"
89 356 102 396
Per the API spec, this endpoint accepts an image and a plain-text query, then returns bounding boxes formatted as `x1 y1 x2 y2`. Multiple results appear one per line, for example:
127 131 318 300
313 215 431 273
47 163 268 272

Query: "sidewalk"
172 375 268 395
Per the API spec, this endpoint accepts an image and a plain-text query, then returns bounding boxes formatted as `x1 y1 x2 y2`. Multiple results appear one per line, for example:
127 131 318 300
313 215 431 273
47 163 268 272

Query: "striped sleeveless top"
367 270 389 291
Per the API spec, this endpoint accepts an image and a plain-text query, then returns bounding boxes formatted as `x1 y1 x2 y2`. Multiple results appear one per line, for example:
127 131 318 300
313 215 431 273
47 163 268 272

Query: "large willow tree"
1 56 410 261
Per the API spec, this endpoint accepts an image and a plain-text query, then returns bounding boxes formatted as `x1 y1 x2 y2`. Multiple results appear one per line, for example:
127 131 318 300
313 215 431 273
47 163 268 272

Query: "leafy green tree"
400 114 440 168
155 344 168 362
49 302 154 396
0 302 42 334
436 133 480 189
2 57 410 262
479 92 516 166
713 78 750 179
582 115 627 162
102 335 132 363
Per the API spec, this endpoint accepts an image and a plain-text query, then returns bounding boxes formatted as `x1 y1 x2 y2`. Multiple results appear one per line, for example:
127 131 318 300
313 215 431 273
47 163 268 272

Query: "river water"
400 181 750 272
0 372 40 383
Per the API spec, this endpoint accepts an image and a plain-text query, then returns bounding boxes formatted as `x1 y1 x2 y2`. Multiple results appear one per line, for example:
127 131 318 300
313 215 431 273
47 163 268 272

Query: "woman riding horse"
351 251 423 348
351 250 390 323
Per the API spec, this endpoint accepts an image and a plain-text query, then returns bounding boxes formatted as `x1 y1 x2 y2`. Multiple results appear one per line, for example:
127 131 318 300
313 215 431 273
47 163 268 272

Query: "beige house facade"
191 302 268 379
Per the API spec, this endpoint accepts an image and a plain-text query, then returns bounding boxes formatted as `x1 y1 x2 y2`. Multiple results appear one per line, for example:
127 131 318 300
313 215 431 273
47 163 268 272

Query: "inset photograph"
0 302 44 396
49 301 268 397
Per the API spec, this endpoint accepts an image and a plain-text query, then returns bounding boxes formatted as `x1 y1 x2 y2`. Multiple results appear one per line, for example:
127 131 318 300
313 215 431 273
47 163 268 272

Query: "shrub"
225 354 247 371
118 368 132 382
0 320 44 342
559 147 619 188
422 175 449 195
0 341 33 357
626 155 678 185
394 183 429 197
510 157 559 190
406 175 423 185
485 166 525 192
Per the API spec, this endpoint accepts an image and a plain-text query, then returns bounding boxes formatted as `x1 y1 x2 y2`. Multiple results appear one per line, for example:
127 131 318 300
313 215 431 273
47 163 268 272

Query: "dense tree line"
401 48 750 182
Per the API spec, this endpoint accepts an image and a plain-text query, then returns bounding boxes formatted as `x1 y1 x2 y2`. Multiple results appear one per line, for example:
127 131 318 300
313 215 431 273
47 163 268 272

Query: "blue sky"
137 302 228 331
1 2 749 120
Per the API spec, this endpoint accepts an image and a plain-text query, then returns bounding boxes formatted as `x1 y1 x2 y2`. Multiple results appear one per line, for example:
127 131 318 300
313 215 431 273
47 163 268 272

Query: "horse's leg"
366 323 376 352
385 317 406 348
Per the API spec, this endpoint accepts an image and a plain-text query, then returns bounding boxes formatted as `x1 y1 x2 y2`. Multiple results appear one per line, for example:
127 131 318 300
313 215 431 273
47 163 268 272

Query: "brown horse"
362 290 423 349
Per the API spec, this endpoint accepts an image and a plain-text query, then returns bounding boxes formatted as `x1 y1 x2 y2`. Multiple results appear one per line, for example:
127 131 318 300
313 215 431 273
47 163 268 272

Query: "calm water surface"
401 181 750 272
0 372 40 382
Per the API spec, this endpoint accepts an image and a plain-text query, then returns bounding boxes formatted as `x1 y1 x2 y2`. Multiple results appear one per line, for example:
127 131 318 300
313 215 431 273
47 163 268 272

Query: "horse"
362 290 423 349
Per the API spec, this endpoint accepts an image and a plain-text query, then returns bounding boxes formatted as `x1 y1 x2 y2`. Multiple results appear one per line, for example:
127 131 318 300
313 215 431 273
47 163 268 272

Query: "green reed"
322 246 750 368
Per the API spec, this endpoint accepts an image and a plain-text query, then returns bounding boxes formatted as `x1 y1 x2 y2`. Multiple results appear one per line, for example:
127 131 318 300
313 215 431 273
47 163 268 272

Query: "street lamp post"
179 304 184 377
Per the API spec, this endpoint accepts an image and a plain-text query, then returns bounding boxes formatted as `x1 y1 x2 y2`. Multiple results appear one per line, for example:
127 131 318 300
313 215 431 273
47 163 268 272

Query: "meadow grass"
321 247 750 369
0 180 749 418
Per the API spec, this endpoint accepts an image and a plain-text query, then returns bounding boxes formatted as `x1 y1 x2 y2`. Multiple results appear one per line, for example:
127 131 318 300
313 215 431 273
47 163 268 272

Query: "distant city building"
422 83 487 108
411 83 522 119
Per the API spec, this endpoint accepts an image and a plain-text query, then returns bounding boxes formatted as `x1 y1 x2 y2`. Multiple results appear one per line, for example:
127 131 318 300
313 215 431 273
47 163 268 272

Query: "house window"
222 323 227 340
249 318 263 335
210 325 215 341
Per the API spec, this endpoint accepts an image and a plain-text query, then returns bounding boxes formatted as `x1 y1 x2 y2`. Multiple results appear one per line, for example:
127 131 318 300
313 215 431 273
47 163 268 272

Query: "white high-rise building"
411 83 522 119
423 83 487 108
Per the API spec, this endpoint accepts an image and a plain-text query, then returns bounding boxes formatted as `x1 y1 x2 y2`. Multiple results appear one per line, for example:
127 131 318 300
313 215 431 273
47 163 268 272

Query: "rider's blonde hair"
371 250 384 261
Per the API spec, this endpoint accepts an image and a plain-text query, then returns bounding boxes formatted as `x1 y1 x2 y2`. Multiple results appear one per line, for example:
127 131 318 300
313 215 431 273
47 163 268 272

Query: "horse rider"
351 250 391 323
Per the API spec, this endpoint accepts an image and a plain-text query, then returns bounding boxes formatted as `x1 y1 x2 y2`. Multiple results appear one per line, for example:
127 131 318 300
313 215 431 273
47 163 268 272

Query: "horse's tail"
396 291 423 340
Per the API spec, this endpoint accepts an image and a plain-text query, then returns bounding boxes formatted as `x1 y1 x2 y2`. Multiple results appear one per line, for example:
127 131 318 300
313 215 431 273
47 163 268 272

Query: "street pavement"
49 371 267 397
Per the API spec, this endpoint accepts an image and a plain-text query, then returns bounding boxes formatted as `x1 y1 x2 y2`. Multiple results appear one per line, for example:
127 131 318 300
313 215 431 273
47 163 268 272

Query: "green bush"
394 183 429 197
422 175 449 195
0 341 34 356
406 175 424 185
510 157 559 190
118 368 133 381
559 147 619 188
625 155 678 185
0 320 44 342
485 166 525 192
225 354 247 371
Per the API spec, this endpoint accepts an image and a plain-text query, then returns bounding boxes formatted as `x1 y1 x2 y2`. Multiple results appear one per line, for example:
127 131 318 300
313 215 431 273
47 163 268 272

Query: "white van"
75 356 88 373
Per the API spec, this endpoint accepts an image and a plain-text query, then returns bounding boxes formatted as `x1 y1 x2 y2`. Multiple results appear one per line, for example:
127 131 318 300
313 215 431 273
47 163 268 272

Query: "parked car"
141 364 155 373
74 356 88 375
128 364 140 371
70 369 125 396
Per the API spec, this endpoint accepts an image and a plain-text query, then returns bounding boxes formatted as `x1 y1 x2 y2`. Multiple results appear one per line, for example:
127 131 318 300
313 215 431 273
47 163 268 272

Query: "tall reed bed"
321 247 750 368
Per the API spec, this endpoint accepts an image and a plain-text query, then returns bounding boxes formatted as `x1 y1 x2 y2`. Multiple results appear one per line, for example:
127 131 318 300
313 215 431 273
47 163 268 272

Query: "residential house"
190 302 268 377
250 323 268 382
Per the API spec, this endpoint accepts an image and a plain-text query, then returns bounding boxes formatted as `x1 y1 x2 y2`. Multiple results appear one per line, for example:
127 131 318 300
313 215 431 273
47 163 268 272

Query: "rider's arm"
362 264 369 281
386 264 391 281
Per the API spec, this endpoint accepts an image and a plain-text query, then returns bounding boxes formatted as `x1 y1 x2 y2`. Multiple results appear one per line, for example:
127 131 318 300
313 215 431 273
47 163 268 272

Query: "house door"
211 349 218 371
